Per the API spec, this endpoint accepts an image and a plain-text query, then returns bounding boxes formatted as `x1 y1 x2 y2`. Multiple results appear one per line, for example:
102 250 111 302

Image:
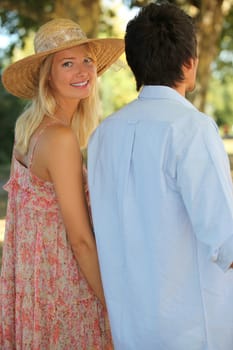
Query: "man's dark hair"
125 2 197 91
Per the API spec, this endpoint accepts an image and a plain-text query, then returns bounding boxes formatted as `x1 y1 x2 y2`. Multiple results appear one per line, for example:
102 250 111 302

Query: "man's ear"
183 57 199 71
183 57 195 71
182 57 199 93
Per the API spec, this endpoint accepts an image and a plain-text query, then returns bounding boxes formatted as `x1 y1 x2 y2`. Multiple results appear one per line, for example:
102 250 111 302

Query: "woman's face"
49 44 97 104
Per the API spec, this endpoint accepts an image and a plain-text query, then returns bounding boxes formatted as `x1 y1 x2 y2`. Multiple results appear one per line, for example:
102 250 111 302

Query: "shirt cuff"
210 235 233 272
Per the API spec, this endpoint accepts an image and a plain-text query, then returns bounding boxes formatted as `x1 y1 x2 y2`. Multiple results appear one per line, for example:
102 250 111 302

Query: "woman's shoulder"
38 122 79 150
30 122 81 180
31 121 81 169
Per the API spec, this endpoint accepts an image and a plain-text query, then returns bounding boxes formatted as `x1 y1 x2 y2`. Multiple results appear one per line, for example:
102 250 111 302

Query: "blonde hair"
15 47 100 155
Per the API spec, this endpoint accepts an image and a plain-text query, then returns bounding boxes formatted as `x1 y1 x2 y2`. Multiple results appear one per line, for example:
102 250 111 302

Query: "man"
88 2 233 349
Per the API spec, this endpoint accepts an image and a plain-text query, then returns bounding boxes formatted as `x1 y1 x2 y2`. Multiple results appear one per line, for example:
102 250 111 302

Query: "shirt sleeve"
176 117 233 271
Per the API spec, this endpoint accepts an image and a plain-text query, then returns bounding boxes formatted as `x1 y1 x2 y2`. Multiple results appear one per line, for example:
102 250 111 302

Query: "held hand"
82 164 93 224
103 310 114 350
82 164 90 206
105 343 114 350
104 311 111 332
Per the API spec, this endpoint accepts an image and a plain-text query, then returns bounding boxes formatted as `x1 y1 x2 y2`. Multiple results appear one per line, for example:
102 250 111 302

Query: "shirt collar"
139 85 197 111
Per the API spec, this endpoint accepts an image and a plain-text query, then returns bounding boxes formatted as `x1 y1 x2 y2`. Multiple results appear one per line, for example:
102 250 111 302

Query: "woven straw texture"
2 18 124 99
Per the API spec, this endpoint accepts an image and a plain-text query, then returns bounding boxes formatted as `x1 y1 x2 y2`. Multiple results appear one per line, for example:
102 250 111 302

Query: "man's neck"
173 84 186 97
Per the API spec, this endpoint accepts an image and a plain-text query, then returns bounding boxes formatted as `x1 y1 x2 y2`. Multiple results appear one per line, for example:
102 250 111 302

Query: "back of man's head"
125 1 197 91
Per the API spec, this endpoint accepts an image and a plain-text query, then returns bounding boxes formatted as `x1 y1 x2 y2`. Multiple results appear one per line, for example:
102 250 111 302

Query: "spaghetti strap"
28 121 59 169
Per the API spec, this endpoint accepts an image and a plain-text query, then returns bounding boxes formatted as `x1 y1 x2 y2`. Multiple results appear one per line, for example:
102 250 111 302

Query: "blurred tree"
206 74 233 131
189 0 232 111
205 4 233 130
0 80 25 164
0 0 101 39
214 3 233 81
100 64 137 118
54 0 101 37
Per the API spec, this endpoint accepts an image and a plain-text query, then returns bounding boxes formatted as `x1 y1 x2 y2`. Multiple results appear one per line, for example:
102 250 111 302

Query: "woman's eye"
62 61 73 68
84 57 94 64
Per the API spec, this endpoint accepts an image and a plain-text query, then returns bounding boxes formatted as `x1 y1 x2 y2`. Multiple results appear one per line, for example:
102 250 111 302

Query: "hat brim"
2 37 125 99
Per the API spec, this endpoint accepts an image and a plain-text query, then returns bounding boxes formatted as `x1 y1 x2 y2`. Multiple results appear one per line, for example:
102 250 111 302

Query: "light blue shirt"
88 86 233 350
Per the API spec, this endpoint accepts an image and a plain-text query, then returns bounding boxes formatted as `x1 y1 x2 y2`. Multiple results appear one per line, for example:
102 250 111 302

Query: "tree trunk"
1 0 101 37
188 0 225 111
54 0 101 37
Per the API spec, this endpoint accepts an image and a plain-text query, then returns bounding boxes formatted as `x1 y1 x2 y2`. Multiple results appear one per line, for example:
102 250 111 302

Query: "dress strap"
28 121 58 169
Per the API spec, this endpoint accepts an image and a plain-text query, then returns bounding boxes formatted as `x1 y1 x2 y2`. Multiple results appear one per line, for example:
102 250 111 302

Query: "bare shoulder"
29 124 81 181
42 124 78 147
37 124 80 157
32 123 82 173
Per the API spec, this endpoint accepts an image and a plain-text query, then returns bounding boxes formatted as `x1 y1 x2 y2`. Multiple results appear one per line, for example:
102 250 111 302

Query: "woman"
0 18 124 349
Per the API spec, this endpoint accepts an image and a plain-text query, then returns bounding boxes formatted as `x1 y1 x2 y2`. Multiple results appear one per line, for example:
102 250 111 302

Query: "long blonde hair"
15 47 100 155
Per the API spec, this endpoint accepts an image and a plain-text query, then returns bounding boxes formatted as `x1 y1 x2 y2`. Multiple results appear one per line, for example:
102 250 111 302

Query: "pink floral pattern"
0 159 112 349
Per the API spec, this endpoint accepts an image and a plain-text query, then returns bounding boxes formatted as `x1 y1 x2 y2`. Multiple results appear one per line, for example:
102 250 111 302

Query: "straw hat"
2 18 125 99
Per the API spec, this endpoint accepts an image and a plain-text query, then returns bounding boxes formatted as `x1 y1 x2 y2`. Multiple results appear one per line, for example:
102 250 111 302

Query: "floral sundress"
0 125 111 349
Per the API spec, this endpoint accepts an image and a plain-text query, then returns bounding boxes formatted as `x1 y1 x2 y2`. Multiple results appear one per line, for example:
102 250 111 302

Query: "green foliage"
0 80 26 164
206 6 233 128
0 191 8 220
0 163 10 220
207 74 233 128
0 1 54 59
214 5 233 79
100 61 137 118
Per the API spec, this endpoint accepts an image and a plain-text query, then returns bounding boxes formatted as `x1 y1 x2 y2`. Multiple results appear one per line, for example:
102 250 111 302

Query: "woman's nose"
74 63 87 75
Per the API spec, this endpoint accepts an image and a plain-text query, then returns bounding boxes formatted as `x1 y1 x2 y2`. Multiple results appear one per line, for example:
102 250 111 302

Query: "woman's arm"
38 125 106 306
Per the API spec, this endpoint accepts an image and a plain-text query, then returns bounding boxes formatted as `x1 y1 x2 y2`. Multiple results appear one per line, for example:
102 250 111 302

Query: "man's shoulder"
169 101 217 131
185 109 217 131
